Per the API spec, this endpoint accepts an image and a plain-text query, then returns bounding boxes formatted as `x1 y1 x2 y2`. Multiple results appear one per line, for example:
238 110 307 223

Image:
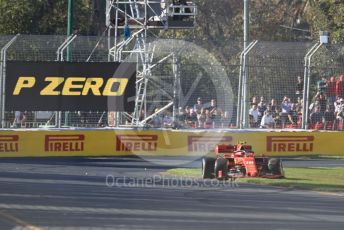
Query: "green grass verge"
282 155 344 160
258 155 344 160
166 168 201 177
317 155 344 159
165 167 344 193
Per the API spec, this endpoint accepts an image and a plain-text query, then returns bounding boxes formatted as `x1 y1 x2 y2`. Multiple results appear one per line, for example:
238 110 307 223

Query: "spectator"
317 92 327 114
204 109 213 128
269 98 278 112
208 99 217 112
266 104 272 114
295 97 303 114
151 108 163 127
250 96 258 107
336 75 344 99
197 107 206 128
287 104 298 126
336 103 344 130
280 96 291 128
221 111 230 128
296 76 304 98
185 108 197 127
336 106 344 122
193 97 203 121
162 111 173 127
184 106 190 116
161 0 166 10
327 76 337 103
257 96 267 125
273 108 282 128
317 77 327 94
209 99 222 113
208 99 223 127
12 111 22 128
271 105 279 119
295 98 303 126
260 110 275 128
310 106 322 125
323 105 336 129
309 99 320 114
249 105 259 128
21 111 28 124
78 111 88 123
334 97 343 114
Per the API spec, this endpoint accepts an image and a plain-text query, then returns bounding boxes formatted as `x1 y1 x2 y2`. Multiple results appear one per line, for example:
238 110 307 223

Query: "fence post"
0 34 19 128
56 35 73 61
302 42 322 129
172 53 180 124
237 40 258 129
55 34 77 128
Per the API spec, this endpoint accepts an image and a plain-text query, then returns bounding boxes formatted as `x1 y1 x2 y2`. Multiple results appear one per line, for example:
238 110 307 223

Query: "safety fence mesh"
1 35 344 130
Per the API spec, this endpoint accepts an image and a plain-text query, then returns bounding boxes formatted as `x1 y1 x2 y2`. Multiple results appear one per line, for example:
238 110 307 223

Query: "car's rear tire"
255 157 268 176
214 158 228 180
268 158 283 175
202 157 215 179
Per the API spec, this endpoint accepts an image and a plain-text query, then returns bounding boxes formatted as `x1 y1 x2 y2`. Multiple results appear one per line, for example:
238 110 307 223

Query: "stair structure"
106 0 197 126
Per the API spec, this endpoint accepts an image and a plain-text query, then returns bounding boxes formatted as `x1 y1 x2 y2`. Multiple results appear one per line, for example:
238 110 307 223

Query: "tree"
1 0 343 43
0 0 95 35
305 0 344 43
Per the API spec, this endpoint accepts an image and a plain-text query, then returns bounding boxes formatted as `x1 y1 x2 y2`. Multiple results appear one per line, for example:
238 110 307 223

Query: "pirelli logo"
116 135 158 151
0 135 19 152
13 76 128 96
45 135 85 152
5 61 136 111
188 136 232 152
267 136 314 152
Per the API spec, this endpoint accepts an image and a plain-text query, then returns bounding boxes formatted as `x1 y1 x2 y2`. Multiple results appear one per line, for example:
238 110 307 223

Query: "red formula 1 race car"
202 142 284 180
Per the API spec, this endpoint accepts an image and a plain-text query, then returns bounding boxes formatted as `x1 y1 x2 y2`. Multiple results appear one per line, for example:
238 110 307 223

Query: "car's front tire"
268 158 284 176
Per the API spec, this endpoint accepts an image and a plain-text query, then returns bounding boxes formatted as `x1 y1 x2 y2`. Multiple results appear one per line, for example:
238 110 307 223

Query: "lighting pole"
241 0 250 128
67 0 73 61
244 0 249 50
65 0 74 126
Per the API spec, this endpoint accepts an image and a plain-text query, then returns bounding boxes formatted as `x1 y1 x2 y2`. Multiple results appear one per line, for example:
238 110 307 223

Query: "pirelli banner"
5 61 136 111
0 129 343 157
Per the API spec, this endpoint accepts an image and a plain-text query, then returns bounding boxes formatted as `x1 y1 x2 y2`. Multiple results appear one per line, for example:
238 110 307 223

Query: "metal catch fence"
1 35 343 130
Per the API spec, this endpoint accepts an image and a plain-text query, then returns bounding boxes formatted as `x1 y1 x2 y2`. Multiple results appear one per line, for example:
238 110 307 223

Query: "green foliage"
0 0 36 34
0 0 93 35
305 0 344 43
0 0 344 45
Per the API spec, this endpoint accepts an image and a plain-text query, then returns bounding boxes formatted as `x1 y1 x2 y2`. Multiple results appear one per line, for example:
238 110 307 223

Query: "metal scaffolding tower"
106 0 196 126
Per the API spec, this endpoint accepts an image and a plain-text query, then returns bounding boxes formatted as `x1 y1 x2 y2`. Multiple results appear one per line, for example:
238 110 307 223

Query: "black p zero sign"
5 61 136 111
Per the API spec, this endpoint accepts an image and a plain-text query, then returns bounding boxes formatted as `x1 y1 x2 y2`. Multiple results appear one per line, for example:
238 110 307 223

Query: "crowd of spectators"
248 96 302 129
309 74 344 130
7 74 344 130
248 74 344 130
149 97 231 129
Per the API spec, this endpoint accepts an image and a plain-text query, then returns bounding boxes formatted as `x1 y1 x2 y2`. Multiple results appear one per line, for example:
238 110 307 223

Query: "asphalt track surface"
0 157 343 230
